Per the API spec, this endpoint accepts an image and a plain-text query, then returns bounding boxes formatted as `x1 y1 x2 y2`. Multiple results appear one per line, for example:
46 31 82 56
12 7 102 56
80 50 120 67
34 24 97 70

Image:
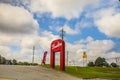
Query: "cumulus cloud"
0 0 99 20
0 2 40 63
0 46 11 58
93 7 120 38
87 39 114 53
95 14 120 38
64 36 117 66
0 0 30 7
0 30 60 63
63 25 79 35
39 31 60 49
0 1 60 61
0 0 13 3
0 31 119 65
0 3 39 35
30 0 99 19
55 25 79 35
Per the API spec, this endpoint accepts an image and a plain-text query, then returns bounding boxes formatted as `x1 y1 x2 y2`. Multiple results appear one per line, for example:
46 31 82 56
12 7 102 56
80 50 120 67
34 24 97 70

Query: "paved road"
0 65 81 80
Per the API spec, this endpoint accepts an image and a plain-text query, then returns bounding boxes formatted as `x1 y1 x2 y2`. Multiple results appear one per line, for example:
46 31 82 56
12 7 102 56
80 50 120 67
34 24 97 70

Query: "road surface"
0 65 81 80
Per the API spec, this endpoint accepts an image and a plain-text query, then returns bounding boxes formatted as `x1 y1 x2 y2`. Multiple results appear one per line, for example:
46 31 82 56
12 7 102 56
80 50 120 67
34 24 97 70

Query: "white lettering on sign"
52 41 62 49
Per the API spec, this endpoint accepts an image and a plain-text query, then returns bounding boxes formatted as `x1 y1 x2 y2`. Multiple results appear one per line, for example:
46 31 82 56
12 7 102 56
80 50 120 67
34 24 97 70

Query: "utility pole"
67 51 69 66
60 28 65 40
32 46 35 65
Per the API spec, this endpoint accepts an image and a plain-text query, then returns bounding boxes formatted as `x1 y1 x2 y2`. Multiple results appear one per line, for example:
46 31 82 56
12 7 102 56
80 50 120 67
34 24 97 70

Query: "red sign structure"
50 39 65 71
42 51 47 65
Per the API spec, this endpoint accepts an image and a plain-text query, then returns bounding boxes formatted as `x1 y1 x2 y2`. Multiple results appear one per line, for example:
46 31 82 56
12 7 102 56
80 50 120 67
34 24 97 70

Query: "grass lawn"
41 65 120 79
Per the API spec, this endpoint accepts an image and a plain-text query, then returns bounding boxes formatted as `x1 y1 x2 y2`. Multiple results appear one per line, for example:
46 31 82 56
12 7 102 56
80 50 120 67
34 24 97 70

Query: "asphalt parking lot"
0 65 80 80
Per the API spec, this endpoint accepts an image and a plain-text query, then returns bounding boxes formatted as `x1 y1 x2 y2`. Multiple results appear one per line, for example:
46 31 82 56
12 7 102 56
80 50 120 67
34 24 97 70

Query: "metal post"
32 46 35 65
83 58 84 67
67 51 69 66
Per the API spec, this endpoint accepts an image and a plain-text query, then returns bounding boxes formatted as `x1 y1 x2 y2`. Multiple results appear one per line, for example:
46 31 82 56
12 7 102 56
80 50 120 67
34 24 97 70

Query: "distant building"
6 60 12 65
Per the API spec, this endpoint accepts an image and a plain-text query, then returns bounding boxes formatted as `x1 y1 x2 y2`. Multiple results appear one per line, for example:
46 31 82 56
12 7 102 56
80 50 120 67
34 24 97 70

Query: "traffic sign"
83 51 87 58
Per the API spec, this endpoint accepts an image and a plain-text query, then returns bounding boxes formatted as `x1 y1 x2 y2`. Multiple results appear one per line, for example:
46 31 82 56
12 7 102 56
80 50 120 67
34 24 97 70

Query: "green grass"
41 65 120 79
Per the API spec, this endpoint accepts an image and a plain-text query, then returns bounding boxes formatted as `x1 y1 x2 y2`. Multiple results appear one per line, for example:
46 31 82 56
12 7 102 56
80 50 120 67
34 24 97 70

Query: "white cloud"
0 3 41 63
0 31 119 65
0 3 39 35
0 0 31 7
87 39 114 53
92 7 120 38
39 31 60 49
0 46 11 58
0 0 13 3
64 36 117 66
75 19 93 30
83 0 120 38
30 0 99 19
64 25 79 35
0 0 99 20
95 14 120 38
55 25 79 35
106 52 120 59
0 30 60 63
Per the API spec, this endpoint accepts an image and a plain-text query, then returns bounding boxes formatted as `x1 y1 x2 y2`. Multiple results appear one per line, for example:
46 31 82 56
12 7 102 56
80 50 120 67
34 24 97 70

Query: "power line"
106 57 120 60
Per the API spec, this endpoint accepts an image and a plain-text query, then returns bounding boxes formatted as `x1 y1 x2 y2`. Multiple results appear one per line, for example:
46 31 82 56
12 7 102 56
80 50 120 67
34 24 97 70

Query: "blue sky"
35 0 120 45
0 0 120 65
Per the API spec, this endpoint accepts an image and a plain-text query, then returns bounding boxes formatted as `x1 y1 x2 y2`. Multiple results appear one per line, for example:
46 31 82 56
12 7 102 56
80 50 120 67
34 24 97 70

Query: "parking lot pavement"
0 65 81 80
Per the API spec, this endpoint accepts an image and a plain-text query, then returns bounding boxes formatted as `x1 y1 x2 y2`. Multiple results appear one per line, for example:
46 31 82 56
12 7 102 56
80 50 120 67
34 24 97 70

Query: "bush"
111 62 118 67
88 62 95 67
95 57 109 67
103 62 110 67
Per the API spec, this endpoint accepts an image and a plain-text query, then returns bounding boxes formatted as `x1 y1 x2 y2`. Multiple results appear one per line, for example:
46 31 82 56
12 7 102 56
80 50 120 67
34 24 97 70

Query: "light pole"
32 46 35 65
67 51 69 66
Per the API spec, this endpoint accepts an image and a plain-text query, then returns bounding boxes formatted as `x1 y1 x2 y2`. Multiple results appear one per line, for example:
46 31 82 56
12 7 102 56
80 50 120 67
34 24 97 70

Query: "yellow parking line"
39 72 68 80
0 78 15 80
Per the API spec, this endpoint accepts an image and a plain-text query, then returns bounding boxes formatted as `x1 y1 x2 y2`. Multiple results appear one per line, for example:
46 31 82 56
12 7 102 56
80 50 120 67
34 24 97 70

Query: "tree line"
88 57 119 67
0 55 38 66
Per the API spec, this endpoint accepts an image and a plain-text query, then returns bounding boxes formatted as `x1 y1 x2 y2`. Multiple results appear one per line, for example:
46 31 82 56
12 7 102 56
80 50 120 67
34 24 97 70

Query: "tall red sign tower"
50 39 65 71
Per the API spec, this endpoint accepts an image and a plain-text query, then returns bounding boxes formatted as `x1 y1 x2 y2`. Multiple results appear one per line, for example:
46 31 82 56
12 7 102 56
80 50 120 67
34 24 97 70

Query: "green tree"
18 62 24 65
103 62 109 67
1 57 6 64
0 55 1 64
23 62 30 65
88 62 95 67
12 59 17 65
95 57 108 67
111 62 118 67
32 63 38 66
